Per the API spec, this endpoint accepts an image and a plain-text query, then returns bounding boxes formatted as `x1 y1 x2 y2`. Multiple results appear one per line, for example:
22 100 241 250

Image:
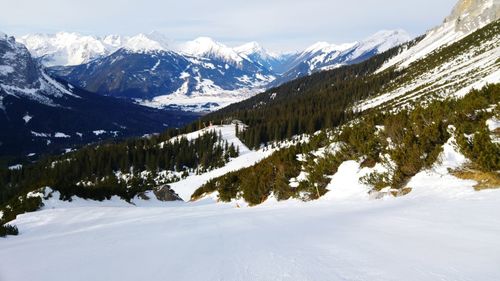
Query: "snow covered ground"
167 124 274 201
1 181 499 281
1 138 500 281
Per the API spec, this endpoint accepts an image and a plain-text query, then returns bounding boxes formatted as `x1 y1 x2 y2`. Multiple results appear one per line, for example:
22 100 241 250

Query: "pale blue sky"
0 0 458 52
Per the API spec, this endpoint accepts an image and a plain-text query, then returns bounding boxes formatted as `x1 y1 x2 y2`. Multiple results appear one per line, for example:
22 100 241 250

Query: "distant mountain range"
0 33 197 158
17 31 171 67
18 30 411 112
0 27 411 158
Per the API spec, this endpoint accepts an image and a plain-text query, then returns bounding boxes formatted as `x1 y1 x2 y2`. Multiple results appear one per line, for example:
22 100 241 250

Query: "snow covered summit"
22 29 416 112
18 32 170 66
182 37 245 66
270 29 411 86
121 33 169 53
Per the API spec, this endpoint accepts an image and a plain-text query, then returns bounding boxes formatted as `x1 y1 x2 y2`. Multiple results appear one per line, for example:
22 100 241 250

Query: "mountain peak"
358 29 411 54
18 32 171 66
191 36 218 45
18 32 110 66
123 33 168 53
182 37 243 64
234 41 280 60
102 34 123 48
445 0 500 32
304 42 330 53
304 41 357 54
235 41 263 54
183 37 226 53
366 29 410 40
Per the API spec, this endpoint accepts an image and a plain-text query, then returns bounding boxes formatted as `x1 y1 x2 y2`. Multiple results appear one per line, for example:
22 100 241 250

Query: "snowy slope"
299 30 410 73
358 18 500 112
348 30 412 61
1 144 500 281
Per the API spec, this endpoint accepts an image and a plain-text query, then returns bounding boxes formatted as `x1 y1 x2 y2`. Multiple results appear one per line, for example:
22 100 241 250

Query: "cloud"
0 0 458 52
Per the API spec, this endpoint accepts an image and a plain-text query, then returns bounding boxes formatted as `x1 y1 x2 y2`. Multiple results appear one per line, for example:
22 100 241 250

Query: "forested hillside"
201 37 423 148
0 129 239 227
202 20 499 148
193 84 499 204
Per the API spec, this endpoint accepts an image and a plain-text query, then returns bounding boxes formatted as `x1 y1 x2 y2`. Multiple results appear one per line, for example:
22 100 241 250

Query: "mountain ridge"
34 30 409 111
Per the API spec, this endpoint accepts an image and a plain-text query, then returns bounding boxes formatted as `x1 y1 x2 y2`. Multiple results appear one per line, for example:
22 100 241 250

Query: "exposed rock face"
0 34 41 88
379 0 500 71
153 185 183 202
445 0 500 32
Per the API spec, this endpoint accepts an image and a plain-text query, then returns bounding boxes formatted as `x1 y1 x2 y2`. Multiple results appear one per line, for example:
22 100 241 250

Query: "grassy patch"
452 168 500 191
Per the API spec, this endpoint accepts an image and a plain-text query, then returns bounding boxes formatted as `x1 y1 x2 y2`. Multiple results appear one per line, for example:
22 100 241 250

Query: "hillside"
1 0 500 280
204 19 499 148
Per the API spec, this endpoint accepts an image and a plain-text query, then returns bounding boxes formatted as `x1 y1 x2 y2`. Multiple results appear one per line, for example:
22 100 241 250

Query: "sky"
0 0 458 52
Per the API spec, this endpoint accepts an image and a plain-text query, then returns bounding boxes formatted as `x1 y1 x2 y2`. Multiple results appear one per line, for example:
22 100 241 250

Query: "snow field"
1 136 500 281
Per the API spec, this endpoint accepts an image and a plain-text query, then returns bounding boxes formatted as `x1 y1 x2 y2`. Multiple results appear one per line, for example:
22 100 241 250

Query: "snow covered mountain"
22 31 412 112
50 46 275 112
271 30 411 86
18 31 170 67
379 0 500 71
0 33 196 156
234 41 293 74
46 33 410 112
361 0 500 111
182 37 245 67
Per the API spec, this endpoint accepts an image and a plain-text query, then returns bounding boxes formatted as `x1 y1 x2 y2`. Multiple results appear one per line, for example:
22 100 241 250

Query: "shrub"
0 224 19 237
